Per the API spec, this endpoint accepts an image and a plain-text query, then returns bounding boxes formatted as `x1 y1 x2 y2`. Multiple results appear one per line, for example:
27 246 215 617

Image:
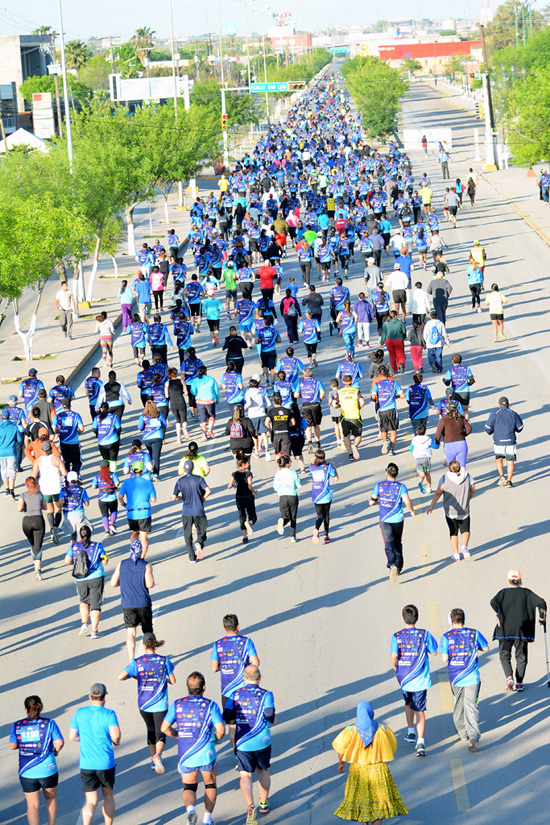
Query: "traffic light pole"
480 24 499 171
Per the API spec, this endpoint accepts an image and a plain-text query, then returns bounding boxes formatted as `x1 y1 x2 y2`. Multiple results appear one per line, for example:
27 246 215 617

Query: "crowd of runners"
4 69 546 825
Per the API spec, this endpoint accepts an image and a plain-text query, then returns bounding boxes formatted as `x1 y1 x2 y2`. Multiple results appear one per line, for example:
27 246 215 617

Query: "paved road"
2 82 550 825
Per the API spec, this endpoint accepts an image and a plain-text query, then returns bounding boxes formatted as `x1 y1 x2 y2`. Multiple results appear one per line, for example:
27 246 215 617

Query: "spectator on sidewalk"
0 408 22 498
56 281 77 340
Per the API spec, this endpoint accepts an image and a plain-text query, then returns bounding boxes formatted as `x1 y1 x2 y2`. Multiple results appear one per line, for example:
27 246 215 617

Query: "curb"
427 83 550 248
480 175 550 249
66 311 122 387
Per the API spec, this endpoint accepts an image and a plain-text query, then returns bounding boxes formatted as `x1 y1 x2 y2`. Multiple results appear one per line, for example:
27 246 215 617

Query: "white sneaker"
264 451 272 461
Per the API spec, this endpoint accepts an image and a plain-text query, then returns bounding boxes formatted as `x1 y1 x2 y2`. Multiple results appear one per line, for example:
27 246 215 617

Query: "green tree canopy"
341 56 407 138
65 40 93 79
19 74 92 106
486 0 545 52
507 65 550 164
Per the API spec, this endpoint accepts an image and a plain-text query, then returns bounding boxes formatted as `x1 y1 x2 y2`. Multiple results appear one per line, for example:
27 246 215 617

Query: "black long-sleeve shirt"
490 587 547 642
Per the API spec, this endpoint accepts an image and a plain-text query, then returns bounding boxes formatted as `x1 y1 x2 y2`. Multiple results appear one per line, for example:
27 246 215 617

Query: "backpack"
72 549 90 580
230 420 244 439
429 324 442 346
286 300 297 317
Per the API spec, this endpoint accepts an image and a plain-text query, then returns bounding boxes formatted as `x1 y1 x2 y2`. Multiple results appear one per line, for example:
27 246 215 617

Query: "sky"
0 1 540 42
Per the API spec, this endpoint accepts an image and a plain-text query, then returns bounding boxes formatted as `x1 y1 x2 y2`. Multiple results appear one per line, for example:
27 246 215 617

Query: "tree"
19 74 92 106
65 40 92 79
507 65 550 164
31 26 53 36
341 56 407 138
132 27 156 68
192 80 259 127
486 0 544 52
79 54 111 92
401 58 422 74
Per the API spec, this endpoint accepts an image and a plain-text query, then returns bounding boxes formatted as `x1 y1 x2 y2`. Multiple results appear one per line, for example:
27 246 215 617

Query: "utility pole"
49 31 63 138
480 24 498 170
108 35 115 72
57 0 73 167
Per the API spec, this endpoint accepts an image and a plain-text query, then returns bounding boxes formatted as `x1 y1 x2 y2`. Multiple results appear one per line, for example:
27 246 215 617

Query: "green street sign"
329 47 349 54
250 82 290 92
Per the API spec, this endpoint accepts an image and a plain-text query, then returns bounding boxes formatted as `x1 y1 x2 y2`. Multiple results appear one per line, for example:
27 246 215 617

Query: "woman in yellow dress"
333 701 408 824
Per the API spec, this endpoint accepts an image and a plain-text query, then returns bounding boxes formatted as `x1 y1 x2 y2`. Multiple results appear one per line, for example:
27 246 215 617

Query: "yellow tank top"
338 386 361 420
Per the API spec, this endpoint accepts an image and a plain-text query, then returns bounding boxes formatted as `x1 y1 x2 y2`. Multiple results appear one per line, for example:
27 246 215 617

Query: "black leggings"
139 709 167 746
300 261 311 285
99 442 120 462
22 515 45 560
236 496 257 529
279 495 298 537
153 290 164 310
469 284 482 307
314 502 331 535
144 438 163 475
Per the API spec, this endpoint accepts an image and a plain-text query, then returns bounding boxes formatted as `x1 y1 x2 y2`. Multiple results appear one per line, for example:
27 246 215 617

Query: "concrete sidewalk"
0 183 216 405
425 80 550 245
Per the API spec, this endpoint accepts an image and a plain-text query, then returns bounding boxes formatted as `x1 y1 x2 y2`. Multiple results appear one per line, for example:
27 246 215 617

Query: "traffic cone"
527 167 536 177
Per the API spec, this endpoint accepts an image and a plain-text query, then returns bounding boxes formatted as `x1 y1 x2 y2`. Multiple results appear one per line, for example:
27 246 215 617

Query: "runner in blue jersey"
370 367 406 455
10 694 64 819
336 300 357 356
59 473 90 541
118 632 176 774
64 524 107 638
443 353 475 418
130 315 150 366
255 318 281 385
48 375 75 413
329 278 350 331
439 608 489 752
173 314 194 366
210 614 260 706
222 666 276 821
18 369 45 415
84 367 104 421
221 364 245 406
405 372 435 429
92 403 122 472
296 368 325 452
309 449 338 544
436 388 465 418
235 293 257 342
52 397 85 476
390 604 438 757
161 672 224 825
369 462 415 581
275 347 305 392
185 275 205 331
335 353 364 390
297 310 321 367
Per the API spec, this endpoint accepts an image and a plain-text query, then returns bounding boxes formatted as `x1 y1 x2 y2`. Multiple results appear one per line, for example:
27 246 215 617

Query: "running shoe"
500 333 507 340
51 527 59 545
264 451 272 462
109 523 118 534
403 732 417 743
312 528 320 544
244 520 254 538
348 453 355 461
461 546 471 559
497 475 507 486
276 518 284 535
324 537 331 544
468 738 479 753
515 682 524 692
187 811 198 825
35 571 43 581
90 631 101 640
290 536 298 543
352 448 360 460
381 441 389 454
389 565 398 583
416 742 427 757
418 482 425 493
505 676 515 691
79 623 88 636
242 537 249 544
152 754 165 774
308 441 315 453
195 542 205 560
258 799 270 815
506 479 514 487
451 553 460 562
246 804 257 824
338 440 347 452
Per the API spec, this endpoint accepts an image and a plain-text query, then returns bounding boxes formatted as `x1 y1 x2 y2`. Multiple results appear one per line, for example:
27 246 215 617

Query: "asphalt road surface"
2 81 550 825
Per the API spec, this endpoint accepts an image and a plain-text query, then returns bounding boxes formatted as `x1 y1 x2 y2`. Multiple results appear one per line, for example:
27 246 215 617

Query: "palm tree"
132 27 156 69
65 40 92 79
32 25 54 36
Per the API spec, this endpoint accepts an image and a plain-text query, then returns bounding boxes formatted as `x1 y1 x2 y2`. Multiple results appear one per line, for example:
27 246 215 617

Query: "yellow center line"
419 543 431 571
450 758 471 812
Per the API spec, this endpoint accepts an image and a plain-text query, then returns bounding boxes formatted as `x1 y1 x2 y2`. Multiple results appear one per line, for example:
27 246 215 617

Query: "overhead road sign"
250 81 305 92
329 47 349 54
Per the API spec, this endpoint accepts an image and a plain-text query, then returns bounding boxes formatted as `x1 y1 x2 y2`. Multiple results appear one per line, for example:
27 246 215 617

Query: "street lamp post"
57 0 73 167
217 0 229 171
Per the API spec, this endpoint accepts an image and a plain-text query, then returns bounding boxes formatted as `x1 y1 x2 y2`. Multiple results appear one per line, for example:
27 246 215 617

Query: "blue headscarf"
356 701 378 747
129 540 142 564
